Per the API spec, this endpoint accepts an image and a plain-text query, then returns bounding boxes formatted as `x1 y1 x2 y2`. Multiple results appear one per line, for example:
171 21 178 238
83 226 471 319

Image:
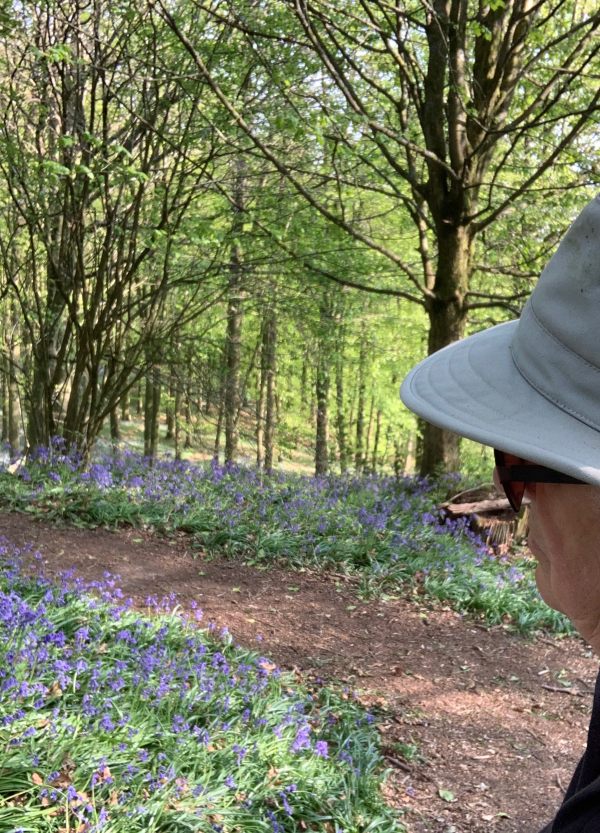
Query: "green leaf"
114 144 133 160
438 789 456 802
46 43 73 63
41 160 70 177
74 163 95 180
124 166 149 183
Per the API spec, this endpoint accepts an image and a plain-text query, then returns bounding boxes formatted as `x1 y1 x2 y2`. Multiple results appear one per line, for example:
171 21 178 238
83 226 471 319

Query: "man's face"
513 475 600 652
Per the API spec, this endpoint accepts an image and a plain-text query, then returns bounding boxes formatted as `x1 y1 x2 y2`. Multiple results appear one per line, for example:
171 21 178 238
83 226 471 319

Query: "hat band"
510 303 600 432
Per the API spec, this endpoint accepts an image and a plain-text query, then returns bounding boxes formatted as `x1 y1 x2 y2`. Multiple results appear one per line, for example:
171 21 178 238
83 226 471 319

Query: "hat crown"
511 194 600 431
527 194 600 366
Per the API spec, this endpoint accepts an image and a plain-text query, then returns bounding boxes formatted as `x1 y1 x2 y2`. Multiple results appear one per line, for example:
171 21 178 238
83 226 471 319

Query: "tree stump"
441 484 529 550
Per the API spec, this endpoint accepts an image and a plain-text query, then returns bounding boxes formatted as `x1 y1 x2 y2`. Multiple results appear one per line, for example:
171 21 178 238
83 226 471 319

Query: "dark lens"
494 449 525 512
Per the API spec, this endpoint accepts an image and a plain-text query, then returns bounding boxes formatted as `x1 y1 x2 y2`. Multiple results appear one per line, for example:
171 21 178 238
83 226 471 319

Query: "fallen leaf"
438 788 456 802
46 681 63 698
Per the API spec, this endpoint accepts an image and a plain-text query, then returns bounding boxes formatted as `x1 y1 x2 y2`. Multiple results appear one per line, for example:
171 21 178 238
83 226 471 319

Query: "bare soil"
1 510 597 833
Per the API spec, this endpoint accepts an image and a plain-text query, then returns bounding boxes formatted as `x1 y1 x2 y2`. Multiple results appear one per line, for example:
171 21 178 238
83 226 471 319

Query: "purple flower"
291 724 311 752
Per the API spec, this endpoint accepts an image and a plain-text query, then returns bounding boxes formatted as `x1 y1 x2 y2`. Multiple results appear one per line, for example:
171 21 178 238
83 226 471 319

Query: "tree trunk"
174 381 181 460
419 223 471 475
214 391 224 461
364 393 375 471
1 359 8 444
263 308 277 472
204 352 218 416
165 363 176 441
184 391 193 449
371 408 382 473
27 347 53 448
165 407 174 440
383 425 393 470
7 319 21 457
335 357 348 474
394 439 404 479
144 358 161 459
223 293 242 465
354 335 367 472
120 390 130 422
255 319 267 469
110 407 120 443
224 158 246 465
256 332 265 468
315 354 329 476
300 348 309 414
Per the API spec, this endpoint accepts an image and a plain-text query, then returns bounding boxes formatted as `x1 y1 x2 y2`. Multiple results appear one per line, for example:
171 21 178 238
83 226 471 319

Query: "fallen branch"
541 684 583 697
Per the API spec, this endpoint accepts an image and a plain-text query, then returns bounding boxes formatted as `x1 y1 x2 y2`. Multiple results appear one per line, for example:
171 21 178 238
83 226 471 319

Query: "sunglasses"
493 449 586 512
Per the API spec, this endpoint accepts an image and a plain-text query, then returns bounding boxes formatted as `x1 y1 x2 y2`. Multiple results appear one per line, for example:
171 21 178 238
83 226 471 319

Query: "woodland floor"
2 510 597 833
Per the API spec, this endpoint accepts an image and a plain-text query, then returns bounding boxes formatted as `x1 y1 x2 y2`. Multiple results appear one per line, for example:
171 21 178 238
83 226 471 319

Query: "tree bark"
184 391 193 449
335 357 348 474
1 359 8 445
256 319 266 468
144 355 161 459
214 389 224 461
110 407 120 443
224 157 246 465
174 379 181 460
354 334 367 473
419 223 471 475
7 312 21 457
120 390 130 422
315 353 329 476
165 361 176 441
300 348 309 416
136 381 143 417
364 393 375 471
371 408 382 473
263 308 277 472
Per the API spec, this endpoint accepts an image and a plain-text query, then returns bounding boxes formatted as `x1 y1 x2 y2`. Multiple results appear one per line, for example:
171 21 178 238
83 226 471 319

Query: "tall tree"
261 305 278 472
224 157 247 464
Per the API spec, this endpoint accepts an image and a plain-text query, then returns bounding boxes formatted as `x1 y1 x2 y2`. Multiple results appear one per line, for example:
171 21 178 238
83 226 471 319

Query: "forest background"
0 0 598 480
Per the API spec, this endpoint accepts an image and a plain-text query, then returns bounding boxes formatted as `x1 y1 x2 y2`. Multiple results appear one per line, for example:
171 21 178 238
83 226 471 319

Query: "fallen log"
439 484 528 549
442 497 511 515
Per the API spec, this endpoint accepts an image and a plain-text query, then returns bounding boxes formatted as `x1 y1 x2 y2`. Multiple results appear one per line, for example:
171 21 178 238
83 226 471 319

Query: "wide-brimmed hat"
400 194 600 485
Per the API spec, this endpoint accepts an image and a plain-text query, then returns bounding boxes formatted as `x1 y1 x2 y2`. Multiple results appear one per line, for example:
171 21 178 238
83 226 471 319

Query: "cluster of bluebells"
0 441 568 631
5 442 467 569
0 543 395 832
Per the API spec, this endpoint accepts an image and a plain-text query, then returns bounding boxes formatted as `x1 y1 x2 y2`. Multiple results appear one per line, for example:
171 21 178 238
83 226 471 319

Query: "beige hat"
400 194 600 485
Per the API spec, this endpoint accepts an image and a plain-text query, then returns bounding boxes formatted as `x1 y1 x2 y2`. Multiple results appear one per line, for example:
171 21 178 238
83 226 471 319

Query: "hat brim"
400 321 600 485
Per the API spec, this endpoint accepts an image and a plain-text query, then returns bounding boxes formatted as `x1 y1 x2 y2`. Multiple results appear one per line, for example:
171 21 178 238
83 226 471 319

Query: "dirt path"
2 510 597 833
